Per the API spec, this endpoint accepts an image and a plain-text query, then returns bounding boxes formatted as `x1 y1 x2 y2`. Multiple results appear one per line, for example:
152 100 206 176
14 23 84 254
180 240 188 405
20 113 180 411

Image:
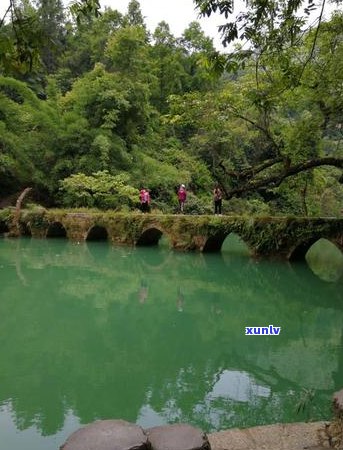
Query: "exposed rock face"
60 419 150 450
321 390 343 449
146 423 211 450
333 389 343 415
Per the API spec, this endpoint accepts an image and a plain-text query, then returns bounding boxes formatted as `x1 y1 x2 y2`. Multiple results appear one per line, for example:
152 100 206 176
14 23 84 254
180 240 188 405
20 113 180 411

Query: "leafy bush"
0 208 12 222
181 192 213 215
59 170 137 209
226 197 271 215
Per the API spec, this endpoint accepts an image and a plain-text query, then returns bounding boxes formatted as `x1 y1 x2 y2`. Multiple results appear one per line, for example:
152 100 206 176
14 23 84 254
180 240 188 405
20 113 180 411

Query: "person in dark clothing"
213 185 223 215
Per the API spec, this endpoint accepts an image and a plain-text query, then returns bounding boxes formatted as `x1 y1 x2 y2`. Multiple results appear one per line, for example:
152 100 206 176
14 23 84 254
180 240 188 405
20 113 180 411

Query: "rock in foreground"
147 423 211 450
60 419 149 450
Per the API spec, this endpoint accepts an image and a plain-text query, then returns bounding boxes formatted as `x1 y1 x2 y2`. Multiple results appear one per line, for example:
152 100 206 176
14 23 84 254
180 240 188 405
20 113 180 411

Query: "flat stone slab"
60 419 149 450
208 421 326 450
147 423 210 450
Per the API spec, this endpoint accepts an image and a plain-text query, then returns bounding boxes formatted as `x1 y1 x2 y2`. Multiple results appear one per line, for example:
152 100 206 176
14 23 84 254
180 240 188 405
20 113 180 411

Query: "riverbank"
208 421 327 450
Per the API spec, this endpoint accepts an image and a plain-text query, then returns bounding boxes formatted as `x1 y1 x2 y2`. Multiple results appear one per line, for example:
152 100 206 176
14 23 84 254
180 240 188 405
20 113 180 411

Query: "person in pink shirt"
177 184 187 213
139 188 151 213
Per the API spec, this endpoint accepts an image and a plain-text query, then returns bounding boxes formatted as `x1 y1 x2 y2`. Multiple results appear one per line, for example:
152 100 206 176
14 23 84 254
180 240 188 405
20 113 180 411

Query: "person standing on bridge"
139 188 151 213
178 184 187 213
213 185 223 215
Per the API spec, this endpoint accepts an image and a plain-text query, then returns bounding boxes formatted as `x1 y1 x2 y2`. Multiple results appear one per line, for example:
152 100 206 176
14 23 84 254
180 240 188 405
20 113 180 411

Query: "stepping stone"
60 419 149 450
146 423 211 450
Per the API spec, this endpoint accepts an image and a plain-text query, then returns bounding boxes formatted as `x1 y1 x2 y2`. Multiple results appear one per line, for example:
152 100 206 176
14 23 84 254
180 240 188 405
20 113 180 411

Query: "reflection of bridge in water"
1 236 342 306
0 238 342 438
1 211 343 259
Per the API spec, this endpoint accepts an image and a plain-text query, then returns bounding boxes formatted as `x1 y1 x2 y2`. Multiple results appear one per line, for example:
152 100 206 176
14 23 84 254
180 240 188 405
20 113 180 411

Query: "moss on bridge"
0 208 342 259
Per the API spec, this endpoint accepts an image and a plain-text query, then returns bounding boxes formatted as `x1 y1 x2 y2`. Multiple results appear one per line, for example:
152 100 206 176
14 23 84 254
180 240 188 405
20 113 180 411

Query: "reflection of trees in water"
0 239 342 437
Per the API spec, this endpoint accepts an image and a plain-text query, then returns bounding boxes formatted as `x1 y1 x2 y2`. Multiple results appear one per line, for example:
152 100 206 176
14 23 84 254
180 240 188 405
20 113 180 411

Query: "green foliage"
182 191 213 215
125 0 146 27
69 0 101 25
0 3 44 76
105 25 150 78
22 206 49 229
0 1 342 216
34 0 66 74
158 148 213 190
0 76 60 193
0 207 12 223
295 388 316 421
59 170 137 209
195 0 318 67
227 198 271 215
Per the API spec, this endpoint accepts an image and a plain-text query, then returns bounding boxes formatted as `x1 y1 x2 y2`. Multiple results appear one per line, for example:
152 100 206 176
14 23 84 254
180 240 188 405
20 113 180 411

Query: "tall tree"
179 21 216 92
33 0 65 73
0 0 101 75
55 7 123 91
0 76 61 195
191 1 343 203
150 21 186 111
125 0 145 27
0 0 44 76
105 25 152 81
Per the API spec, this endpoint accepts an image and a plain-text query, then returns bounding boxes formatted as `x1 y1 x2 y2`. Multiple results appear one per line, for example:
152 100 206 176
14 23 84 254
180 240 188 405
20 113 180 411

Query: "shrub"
59 170 137 210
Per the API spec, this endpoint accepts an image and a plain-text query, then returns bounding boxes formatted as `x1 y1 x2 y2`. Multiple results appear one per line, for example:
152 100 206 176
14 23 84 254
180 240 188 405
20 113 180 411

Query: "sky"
103 0 340 49
0 0 341 51
102 0 226 49
0 0 226 49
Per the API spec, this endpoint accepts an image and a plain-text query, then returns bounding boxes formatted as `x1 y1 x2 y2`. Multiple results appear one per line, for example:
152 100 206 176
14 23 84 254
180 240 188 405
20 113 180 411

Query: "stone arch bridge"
1 210 343 260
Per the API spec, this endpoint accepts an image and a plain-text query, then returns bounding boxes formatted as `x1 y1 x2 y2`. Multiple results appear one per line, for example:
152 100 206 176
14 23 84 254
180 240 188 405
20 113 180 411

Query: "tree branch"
227 104 281 154
296 0 326 86
225 157 343 198
0 1 12 28
219 156 284 180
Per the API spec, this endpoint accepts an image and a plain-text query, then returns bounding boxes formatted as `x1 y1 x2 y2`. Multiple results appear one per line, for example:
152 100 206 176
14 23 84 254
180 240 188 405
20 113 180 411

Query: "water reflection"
0 238 342 450
209 370 271 402
221 233 251 256
176 287 184 312
305 238 343 282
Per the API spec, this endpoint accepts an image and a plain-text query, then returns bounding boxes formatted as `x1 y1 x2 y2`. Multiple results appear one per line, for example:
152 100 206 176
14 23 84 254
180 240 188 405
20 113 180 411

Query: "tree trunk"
12 187 32 237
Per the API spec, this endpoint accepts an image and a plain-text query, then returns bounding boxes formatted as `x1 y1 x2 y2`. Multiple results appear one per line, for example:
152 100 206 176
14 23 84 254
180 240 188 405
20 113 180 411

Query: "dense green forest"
0 0 342 215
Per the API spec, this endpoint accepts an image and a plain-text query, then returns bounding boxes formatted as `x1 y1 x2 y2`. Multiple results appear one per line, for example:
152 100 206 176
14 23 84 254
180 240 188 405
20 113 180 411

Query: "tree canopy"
0 0 342 215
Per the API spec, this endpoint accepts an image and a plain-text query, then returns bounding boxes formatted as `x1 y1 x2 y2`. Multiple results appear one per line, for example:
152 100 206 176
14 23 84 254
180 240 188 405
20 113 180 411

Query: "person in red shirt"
177 184 187 213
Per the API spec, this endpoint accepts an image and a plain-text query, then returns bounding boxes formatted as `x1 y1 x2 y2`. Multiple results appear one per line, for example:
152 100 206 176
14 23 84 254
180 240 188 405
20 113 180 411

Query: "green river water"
0 236 342 450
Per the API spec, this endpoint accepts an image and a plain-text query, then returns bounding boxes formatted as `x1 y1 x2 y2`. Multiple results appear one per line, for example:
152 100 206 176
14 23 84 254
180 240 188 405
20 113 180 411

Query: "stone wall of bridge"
1 210 342 260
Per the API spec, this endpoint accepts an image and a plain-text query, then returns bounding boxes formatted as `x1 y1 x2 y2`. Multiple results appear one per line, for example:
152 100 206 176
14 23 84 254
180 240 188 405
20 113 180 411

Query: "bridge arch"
0 221 9 236
292 238 343 282
86 225 108 241
202 231 251 254
46 221 67 238
289 237 343 262
136 226 167 246
19 222 32 236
